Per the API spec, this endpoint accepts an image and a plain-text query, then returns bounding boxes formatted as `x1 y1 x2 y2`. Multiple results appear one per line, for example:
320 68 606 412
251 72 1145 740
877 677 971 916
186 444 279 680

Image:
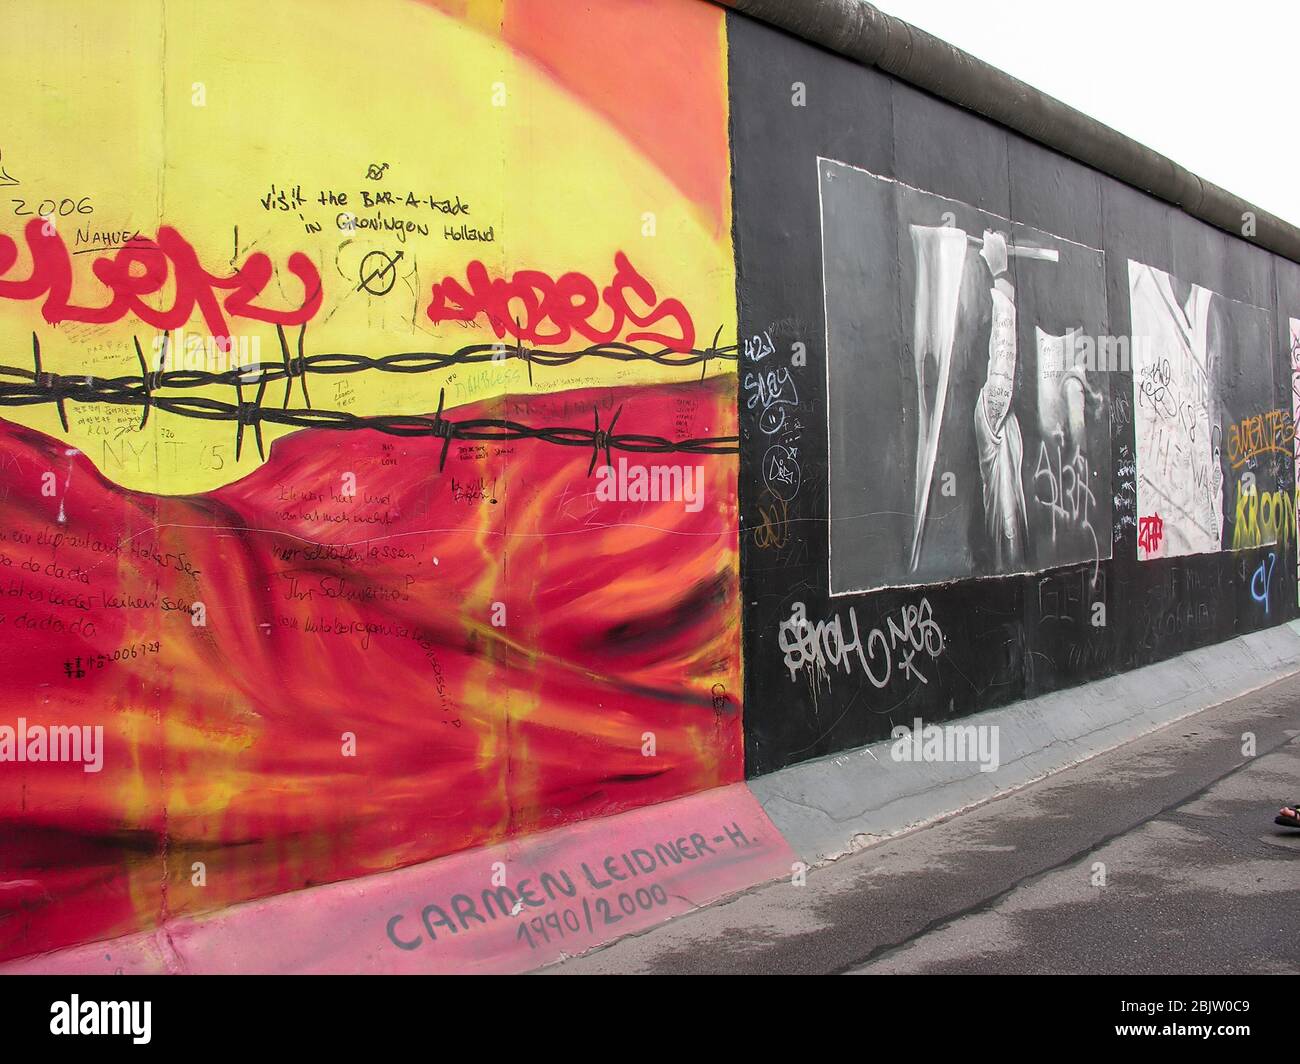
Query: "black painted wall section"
729 13 1300 778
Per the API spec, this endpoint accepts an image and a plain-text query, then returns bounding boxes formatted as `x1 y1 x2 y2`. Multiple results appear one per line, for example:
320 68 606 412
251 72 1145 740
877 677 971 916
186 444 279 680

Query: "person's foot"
1275 804 1300 828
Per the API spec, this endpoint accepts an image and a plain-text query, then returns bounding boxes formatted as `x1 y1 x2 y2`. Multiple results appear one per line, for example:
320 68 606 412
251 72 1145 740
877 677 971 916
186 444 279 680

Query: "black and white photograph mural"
1128 261 1280 560
819 159 1112 594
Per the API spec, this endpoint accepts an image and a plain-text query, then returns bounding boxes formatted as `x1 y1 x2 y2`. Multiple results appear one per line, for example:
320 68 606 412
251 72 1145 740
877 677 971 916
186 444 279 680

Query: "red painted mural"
0 0 740 964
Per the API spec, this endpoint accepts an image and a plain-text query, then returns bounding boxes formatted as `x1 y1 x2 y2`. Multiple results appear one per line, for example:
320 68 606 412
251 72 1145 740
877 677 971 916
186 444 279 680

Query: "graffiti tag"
0 219 322 348
426 252 695 351
1137 513 1164 555
778 599 944 688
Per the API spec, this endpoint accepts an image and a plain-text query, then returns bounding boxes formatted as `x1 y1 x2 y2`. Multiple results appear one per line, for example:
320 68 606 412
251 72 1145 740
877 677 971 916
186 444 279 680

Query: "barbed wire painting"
0 0 742 963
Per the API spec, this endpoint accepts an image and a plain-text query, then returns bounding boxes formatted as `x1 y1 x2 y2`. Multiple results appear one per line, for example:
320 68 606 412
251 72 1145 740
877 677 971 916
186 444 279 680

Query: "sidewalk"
544 671 1300 974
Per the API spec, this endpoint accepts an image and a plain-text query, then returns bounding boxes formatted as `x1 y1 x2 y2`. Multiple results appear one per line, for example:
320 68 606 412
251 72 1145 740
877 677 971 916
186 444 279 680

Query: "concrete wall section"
732 11 1300 777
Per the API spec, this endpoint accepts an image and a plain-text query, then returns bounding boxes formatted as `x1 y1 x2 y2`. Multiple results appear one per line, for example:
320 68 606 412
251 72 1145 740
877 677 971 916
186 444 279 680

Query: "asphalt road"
546 672 1300 975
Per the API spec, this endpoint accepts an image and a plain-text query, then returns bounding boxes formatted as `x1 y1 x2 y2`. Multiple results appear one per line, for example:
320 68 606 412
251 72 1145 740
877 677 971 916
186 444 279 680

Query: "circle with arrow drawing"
358 250 403 296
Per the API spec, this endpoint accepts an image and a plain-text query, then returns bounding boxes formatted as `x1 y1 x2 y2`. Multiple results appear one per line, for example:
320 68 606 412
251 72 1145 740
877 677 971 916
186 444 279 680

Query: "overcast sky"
880 0 1300 228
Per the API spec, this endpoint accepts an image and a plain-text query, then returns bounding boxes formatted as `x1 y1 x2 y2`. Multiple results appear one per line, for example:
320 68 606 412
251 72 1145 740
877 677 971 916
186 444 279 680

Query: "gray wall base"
751 621 1300 864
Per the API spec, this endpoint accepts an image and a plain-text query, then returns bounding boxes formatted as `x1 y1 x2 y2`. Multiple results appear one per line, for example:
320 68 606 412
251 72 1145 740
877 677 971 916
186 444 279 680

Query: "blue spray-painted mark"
1251 552 1277 615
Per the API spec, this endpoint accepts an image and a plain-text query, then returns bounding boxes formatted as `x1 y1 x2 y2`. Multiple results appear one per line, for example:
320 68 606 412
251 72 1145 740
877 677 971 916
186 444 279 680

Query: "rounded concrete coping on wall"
716 0 1300 264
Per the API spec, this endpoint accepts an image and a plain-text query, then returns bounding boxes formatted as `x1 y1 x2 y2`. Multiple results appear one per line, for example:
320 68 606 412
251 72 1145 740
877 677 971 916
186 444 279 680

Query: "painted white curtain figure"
1128 261 1221 559
908 224 967 572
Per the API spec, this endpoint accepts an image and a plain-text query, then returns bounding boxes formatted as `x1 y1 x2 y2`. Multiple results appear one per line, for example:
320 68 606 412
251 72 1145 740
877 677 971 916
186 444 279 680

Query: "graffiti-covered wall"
732 14 1300 776
6 0 1300 966
0 0 741 961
